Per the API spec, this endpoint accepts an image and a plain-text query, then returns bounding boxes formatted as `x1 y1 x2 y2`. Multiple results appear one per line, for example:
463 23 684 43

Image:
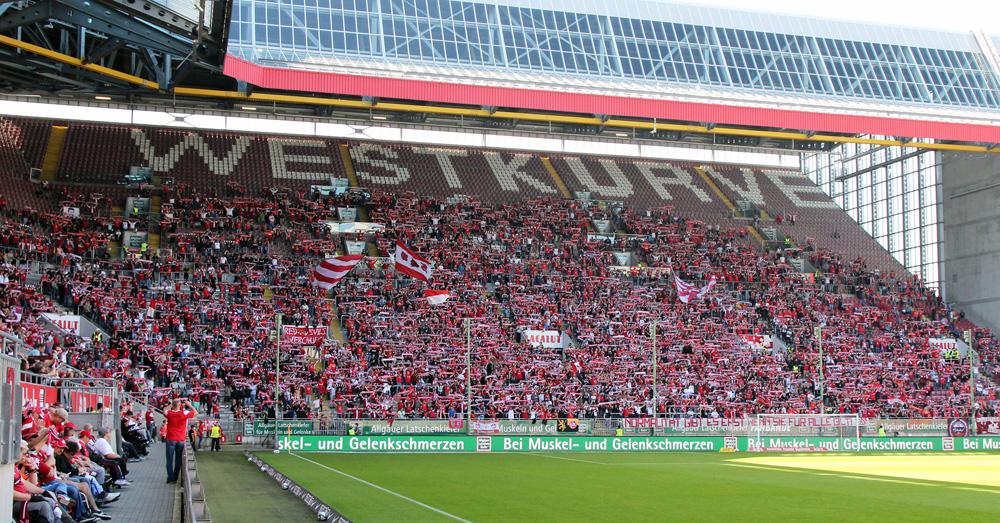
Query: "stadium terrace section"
0 117 899 271
0 118 995 427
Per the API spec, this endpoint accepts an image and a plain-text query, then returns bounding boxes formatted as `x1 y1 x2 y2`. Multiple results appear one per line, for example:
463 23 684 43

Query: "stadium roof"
1 0 1000 152
223 0 1000 143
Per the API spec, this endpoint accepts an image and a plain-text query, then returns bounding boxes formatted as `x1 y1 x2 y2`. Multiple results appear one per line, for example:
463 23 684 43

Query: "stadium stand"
0 119 996 437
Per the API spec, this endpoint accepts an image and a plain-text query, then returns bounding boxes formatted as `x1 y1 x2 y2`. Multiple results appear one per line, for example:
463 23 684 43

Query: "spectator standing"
163 399 197 484
209 422 223 451
145 410 156 442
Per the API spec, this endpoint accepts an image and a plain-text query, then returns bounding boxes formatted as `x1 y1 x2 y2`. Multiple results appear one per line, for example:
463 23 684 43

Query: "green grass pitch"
253 451 1000 522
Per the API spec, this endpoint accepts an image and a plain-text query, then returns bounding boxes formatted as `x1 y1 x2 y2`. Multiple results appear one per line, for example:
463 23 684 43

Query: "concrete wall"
0 463 12 520
941 151 1000 332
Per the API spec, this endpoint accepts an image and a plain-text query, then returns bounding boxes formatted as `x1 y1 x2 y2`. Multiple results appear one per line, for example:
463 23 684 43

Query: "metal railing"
183 441 212 522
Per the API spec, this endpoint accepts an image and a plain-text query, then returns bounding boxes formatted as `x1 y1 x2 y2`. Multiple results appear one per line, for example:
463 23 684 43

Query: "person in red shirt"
145 410 157 442
163 399 198 484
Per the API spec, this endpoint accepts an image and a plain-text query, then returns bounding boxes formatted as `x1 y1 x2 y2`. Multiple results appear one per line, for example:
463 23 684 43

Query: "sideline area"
256 450 1000 523
194 450 317 523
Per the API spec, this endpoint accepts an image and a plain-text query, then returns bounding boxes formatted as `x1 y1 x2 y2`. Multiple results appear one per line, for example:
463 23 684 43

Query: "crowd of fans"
4 151 1000 517
14 402 152 523
2 180 998 427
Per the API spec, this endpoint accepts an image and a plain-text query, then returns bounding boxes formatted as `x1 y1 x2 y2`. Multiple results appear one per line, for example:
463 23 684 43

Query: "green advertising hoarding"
273 435 1000 453
275 435 727 452
244 421 314 436
746 437 944 452
360 420 464 436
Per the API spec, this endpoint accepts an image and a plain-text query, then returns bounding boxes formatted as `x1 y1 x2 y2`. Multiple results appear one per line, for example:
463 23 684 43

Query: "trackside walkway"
103 440 177 522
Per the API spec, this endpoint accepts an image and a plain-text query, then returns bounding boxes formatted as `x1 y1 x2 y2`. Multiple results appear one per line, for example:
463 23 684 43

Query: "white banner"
523 330 561 349
41 313 81 335
471 420 501 434
929 338 958 353
61 206 80 218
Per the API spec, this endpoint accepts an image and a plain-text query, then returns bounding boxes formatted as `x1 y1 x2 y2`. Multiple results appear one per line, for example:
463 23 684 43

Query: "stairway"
39 126 68 181
540 157 573 199
694 167 770 246
695 167 735 209
147 233 161 250
328 314 346 344
339 143 372 223
339 144 360 188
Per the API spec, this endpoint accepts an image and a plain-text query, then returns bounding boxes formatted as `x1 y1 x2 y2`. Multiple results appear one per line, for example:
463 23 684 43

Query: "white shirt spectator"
93 436 115 458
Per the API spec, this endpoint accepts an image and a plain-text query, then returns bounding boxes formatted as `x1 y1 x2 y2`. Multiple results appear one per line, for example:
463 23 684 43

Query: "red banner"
22 383 57 410
976 417 1000 436
282 326 328 345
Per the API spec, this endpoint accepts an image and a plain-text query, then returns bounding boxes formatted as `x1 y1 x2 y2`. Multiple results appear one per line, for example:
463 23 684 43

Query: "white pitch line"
615 462 721 466
526 453 608 465
290 453 473 523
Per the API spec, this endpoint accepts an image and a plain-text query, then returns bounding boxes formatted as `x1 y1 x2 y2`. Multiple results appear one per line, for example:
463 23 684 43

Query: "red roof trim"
224 55 1000 144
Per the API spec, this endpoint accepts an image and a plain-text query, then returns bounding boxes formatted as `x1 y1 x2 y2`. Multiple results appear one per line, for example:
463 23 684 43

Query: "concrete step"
339 144 361 188
540 157 573 199
39 126 68 181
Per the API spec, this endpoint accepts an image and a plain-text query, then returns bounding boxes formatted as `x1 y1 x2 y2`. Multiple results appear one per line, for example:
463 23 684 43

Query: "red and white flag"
673 273 717 304
424 289 451 305
395 242 433 282
312 255 364 290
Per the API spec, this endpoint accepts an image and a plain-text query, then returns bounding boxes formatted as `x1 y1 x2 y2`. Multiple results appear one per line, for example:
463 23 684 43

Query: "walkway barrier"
183 441 212 522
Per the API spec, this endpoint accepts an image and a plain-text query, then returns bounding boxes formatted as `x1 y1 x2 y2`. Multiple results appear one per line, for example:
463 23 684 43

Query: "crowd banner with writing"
556 419 580 433
40 313 82 335
522 330 561 349
864 418 949 436
976 417 1000 435
275 436 1000 453
948 418 971 437
345 241 367 255
244 421 315 436
282 326 328 345
624 418 747 435
929 337 959 354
